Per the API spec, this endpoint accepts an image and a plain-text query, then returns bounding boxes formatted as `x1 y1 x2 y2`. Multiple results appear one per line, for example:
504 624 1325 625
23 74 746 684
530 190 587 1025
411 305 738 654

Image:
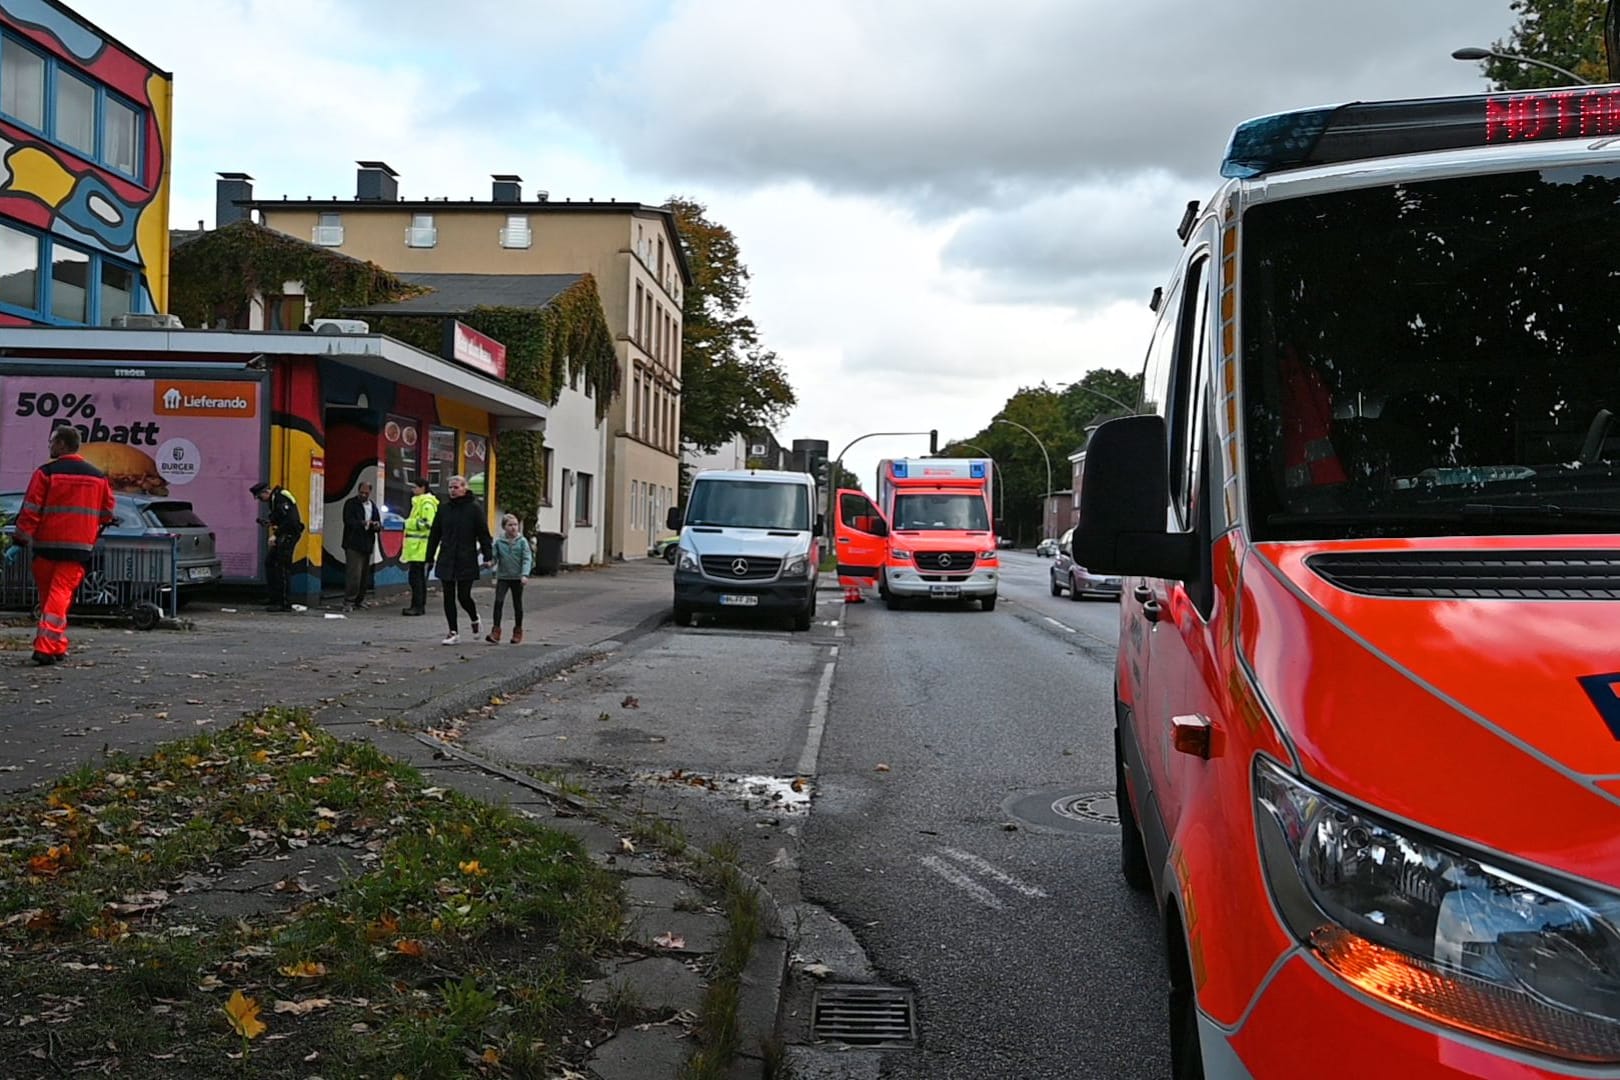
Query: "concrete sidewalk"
0 557 798 1077
0 559 674 794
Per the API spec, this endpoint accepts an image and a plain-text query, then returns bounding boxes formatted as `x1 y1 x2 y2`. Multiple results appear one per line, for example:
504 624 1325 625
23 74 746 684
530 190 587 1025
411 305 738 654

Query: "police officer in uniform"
251 481 304 611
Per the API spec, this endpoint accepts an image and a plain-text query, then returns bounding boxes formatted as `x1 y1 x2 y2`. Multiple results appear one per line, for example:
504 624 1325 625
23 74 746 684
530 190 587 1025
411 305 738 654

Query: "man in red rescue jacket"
11 425 116 666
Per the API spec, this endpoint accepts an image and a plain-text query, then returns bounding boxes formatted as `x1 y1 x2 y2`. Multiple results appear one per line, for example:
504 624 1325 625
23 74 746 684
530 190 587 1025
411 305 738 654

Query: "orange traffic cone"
843 583 864 604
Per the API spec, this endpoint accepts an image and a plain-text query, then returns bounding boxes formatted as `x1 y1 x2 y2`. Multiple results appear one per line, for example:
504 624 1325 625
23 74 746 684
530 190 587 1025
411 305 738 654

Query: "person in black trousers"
341 480 382 610
251 481 303 611
424 474 492 645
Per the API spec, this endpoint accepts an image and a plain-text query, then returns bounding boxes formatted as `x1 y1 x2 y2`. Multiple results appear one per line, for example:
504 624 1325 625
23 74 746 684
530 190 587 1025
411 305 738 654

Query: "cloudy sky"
78 0 1518 491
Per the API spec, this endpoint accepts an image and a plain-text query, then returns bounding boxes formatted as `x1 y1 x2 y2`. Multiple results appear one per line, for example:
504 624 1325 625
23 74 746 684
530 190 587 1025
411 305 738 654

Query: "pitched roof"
343 273 583 316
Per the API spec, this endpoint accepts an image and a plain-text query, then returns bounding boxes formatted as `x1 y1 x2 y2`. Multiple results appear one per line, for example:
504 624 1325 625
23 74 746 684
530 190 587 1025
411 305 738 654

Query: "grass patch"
0 707 625 1079
678 840 765 1080
817 552 838 574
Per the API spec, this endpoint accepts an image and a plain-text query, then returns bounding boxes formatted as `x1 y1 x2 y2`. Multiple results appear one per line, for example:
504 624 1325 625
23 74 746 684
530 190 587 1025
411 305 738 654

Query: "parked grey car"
0 492 224 595
1049 525 1122 600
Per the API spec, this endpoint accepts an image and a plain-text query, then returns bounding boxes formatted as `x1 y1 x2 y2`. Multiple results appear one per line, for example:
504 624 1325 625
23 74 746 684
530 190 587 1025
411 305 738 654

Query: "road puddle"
633 769 812 814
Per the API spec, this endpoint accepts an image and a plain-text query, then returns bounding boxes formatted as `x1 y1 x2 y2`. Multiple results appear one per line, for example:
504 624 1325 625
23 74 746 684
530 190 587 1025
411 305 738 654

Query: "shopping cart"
0 535 178 631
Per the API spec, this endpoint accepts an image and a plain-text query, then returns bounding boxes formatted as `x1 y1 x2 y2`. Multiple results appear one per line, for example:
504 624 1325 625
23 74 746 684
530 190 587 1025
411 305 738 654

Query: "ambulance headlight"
1255 758 1620 1063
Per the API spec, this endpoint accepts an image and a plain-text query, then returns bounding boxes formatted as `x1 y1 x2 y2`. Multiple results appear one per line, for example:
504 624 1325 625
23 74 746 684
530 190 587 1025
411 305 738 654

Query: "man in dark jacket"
251 481 303 612
12 425 115 665
424 474 492 645
341 480 382 610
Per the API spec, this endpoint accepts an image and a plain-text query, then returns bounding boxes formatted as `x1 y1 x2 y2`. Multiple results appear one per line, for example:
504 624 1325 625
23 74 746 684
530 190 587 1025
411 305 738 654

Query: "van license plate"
719 594 759 607
929 585 962 598
187 567 213 581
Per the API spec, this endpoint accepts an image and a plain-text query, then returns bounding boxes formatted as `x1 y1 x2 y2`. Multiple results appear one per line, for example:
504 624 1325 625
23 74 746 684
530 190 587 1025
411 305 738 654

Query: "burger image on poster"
78 443 170 496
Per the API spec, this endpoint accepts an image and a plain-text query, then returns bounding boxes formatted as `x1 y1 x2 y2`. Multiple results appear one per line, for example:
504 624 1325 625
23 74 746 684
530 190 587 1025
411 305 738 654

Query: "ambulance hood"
1242 536 1620 884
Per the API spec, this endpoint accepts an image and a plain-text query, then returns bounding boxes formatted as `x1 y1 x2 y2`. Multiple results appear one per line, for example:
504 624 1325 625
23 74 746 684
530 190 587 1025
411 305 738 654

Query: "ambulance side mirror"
870 517 889 538
1073 415 1197 581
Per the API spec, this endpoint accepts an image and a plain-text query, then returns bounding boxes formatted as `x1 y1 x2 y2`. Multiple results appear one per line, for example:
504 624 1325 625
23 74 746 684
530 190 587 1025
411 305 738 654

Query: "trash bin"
533 532 565 577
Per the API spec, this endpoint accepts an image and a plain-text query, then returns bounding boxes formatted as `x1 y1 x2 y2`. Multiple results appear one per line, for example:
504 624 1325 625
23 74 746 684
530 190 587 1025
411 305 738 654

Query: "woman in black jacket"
424 474 493 644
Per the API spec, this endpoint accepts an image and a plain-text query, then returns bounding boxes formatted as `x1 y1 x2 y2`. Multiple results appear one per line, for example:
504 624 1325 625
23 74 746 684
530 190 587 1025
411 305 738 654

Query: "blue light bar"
970 462 986 479
1220 85 1620 179
892 462 908 478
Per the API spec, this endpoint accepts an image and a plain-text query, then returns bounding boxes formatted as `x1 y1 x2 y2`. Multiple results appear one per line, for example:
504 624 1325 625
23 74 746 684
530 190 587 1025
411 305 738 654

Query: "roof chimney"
492 174 522 203
216 171 254 227
356 161 398 202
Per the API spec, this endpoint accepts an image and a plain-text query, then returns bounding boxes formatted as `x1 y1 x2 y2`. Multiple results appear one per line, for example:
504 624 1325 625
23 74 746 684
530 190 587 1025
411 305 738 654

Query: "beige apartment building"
243 163 691 561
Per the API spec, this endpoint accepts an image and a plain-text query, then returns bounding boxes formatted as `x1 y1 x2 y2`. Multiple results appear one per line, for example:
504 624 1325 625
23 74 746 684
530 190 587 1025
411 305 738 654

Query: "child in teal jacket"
486 514 533 644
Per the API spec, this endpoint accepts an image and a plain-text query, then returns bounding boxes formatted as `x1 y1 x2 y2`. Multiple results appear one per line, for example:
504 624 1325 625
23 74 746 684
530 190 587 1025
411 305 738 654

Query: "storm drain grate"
812 984 917 1048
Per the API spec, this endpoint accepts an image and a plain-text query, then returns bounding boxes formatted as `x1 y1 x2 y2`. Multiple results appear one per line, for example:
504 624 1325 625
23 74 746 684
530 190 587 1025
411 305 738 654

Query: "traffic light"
929 429 939 455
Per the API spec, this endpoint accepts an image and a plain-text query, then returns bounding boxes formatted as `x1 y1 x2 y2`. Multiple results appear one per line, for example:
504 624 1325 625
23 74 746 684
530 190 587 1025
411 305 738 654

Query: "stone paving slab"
584 955 707 1014
586 1026 692 1080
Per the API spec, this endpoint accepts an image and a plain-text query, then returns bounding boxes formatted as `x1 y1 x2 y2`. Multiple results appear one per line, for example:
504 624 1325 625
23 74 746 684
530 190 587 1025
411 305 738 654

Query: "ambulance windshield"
1241 164 1620 540
893 493 990 532
685 478 811 531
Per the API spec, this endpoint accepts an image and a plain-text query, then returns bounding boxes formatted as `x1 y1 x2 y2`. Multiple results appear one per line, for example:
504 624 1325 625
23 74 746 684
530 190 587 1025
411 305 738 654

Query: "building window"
539 447 553 506
100 262 133 323
642 381 651 441
634 282 643 343
427 426 457 487
632 480 643 528
574 472 593 527
264 294 305 331
500 214 531 249
54 70 95 157
49 245 88 322
0 35 145 180
104 95 138 175
313 212 344 246
406 213 437 248
0 222 39 311
1 36 44 130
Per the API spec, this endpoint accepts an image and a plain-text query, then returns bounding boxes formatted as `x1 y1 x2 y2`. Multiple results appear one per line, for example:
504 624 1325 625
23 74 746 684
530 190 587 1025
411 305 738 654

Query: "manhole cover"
1053 792 1118 825
813 985 916 1048
1003 788 1121 835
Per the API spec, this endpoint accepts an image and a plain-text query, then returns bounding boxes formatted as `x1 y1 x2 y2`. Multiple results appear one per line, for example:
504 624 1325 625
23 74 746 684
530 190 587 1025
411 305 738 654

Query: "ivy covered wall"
169 221 418 329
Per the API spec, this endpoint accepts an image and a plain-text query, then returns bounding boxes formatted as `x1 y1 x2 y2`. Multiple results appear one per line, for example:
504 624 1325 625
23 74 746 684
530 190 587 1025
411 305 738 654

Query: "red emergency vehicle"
1075 86 1620 1077
835 458 998 611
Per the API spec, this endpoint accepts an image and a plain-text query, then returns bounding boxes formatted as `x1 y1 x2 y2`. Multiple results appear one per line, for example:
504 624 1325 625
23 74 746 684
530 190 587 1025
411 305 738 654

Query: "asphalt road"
803 552 1169 1079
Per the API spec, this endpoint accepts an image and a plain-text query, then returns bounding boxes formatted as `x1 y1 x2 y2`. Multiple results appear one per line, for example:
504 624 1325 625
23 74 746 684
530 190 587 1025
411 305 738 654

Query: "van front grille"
912 551 976 573
700 555 781 581
1307 551 1620 600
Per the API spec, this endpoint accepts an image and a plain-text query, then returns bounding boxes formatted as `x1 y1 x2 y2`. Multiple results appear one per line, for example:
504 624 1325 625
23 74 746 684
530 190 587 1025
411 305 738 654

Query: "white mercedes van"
667 469 823 630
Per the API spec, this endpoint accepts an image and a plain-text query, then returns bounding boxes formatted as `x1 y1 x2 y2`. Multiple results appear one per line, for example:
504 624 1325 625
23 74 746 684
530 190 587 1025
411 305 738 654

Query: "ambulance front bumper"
885 568 998 598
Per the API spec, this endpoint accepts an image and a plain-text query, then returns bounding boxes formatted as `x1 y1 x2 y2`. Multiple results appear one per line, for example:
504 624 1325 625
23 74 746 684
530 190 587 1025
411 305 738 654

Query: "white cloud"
73 0 1524 497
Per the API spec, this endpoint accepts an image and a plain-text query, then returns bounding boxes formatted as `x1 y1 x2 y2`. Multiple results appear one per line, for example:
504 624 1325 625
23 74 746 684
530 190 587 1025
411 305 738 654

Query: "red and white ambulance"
835 458 999 611
1077 84 1620 1078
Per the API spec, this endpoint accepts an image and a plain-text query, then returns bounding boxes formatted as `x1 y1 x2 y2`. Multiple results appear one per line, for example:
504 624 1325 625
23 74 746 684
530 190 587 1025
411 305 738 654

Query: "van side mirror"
665 506 682 531
1073 415 1198 580
814 514 825 537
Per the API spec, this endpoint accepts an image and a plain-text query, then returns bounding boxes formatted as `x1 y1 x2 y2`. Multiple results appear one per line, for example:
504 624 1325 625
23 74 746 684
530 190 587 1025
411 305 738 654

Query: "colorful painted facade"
0 0 171 327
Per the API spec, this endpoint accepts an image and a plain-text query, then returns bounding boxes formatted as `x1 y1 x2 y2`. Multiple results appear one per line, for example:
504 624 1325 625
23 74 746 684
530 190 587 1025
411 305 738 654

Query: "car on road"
0 491 224 594
1076 85 1620 1079
648 535 680 563
1035 537 1060 557
1048 526 1120 599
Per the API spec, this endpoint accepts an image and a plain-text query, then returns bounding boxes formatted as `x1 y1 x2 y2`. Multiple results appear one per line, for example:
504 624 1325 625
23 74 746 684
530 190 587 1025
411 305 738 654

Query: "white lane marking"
919 854 1005 910
1043 617 1076 634
938 847 1049 899
796 647 838 777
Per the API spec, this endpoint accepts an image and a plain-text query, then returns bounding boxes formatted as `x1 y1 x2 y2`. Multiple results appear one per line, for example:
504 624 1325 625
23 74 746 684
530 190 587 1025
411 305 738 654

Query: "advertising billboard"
0 372 267 580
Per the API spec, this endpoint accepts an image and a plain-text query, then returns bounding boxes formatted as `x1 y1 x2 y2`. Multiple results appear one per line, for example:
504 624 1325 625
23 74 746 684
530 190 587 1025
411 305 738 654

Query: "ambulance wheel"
1117 728 1152 893
980 595 997 612
884 593 905 611
673 604 693 628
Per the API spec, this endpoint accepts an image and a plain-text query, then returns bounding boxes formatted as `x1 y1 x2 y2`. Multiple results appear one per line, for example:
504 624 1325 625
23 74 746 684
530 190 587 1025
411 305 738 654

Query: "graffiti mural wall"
0 1 172 327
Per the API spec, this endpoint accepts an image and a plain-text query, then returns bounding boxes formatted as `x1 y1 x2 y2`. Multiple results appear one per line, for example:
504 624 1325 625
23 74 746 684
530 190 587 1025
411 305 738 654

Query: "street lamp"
992 418 1053 537
1451 46 1591 85
1068 385 1139 416
825 430 935 538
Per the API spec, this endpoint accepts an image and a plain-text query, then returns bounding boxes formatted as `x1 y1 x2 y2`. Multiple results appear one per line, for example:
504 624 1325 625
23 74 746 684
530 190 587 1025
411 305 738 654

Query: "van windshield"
893 493 989 531
1242 164 1620 540
685 479 810 531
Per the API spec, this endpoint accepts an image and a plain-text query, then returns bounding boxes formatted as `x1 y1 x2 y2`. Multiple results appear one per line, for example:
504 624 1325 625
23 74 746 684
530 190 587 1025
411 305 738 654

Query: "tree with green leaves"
1481 0 1611 88
665 197 797 452
1061 368 1144 432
